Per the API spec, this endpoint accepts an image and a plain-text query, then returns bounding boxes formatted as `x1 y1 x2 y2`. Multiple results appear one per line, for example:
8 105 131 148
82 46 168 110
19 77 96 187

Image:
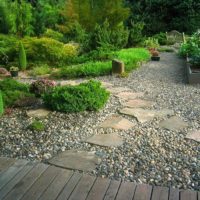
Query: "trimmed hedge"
42 80 110 113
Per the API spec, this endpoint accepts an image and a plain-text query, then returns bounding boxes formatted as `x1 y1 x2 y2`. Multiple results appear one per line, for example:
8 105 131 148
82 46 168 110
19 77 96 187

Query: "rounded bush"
42 80 110 113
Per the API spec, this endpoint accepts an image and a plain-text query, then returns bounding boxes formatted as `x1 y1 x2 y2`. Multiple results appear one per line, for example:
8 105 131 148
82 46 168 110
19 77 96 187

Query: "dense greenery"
42 80 110 112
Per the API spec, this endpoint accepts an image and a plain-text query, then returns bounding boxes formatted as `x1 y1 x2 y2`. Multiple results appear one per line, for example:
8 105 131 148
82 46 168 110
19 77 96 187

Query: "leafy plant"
143 37 159 49
29 79 56 97
42 80 110 113
19 41 27 70
43 29 64 42
28 120 45 132
153 32 167 45
29 64 51 76
0 91 4 116
189 54 200 68
10 66 19 71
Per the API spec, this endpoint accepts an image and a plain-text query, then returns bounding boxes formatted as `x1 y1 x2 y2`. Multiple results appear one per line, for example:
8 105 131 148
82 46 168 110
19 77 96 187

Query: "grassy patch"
28 120 45 132
28 64 51 76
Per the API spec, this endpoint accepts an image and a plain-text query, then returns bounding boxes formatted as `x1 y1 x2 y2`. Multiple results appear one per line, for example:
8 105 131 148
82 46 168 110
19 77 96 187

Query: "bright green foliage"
143 38 160 49
19 41 27 70
42 80 110 113
0 78 33 107
28 120 45 132
43 29 64 42
0 91 4 116
29 64 51 76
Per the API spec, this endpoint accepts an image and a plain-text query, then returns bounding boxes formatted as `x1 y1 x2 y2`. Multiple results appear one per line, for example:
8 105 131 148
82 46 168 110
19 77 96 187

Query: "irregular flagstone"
48 150 100 172
85 133 123 147
185 130 200 143
121 99 153 108
159 116 188 131
100 81 113 88
59 80 79 86
99 114 135 130
115 92 144 100
26 108 50 118
120 108 174 123
107 87 132 94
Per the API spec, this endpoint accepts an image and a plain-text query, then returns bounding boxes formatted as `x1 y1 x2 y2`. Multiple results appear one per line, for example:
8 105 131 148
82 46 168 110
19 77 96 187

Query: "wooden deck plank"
169 187 179 200
20 166 60 200
0 162 34 199
133 184 152 200
0 157 15 174
56 172 82 200
104 180 121 200
3 163 48 200
38 168 73 200
180 190 197 200
68 174 96 200
86 177 111 200
151 186 169 200
0 159 28 190
116 181 136 200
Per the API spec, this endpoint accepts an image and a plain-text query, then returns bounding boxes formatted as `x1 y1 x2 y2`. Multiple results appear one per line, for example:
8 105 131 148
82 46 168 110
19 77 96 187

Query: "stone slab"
26 108 50 118
85 133 123 147
48 150 100 172
107 87 132 94
101 81 113 88
120 108 174 123
122 99 153 108
100 114 135 130
59 80 79 86
185 130 200 143
159 116 188 131
115 92 144 100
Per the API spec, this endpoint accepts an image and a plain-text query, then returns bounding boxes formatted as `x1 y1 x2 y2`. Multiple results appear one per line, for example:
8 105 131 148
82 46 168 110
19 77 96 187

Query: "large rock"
159 116 188 131
48 150 100 172
26 108 50 118
185 130 200 143
85 133 123 147
100 114 135 130
115 92 144 100
120 108 174 123
122 99 153 108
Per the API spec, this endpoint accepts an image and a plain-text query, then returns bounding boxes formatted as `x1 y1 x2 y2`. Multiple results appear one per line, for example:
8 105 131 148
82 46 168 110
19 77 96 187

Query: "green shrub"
0 91 4 116
29 64 51 76
42 80 110 113
0 78 33 107
153 33 167 45
28 120 45 132
19 41 27 70
43 29 64 42
143 37 160 49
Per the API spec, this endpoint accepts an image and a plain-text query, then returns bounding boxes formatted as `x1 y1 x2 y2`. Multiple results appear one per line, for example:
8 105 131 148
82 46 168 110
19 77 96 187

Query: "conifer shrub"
0 91 4 116
42 80 110 113
19 41 27 70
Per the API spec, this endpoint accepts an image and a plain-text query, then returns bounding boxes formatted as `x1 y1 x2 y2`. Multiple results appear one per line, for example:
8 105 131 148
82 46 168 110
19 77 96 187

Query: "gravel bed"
0 52 199 191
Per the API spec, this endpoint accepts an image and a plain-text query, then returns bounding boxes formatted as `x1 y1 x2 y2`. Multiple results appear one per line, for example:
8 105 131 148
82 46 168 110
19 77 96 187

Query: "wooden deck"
0 157 199 200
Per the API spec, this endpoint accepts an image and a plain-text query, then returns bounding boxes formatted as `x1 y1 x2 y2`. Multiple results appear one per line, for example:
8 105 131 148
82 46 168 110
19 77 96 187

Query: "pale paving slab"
48 150 100 172
99 114 135 130
100 81 113 88
85 133 123 147
185 130 200 143
120 108 174 123
107 87 132 94
26 108 50 118
159 116 188 131
59 80 78 86
115 92 144 100
121 99 153 108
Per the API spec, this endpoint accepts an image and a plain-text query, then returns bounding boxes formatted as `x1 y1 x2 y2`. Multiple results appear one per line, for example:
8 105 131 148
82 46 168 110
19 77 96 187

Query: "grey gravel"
0 52 200 191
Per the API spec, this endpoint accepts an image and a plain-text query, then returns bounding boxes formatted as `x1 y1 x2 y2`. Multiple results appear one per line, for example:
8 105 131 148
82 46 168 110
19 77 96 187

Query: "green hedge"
42 80 110 113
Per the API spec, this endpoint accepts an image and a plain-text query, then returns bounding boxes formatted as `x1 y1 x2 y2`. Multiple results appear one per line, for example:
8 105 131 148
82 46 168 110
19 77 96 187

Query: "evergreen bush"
19 41 27 70
0 91 4 116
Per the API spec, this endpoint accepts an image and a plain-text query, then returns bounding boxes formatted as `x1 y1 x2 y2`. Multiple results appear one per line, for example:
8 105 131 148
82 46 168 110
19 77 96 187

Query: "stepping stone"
122 99 153 108
115 92 144 100
48 150 100 172
107 87 131 94
59 80 78 86
26 108 50 118
159 116 188 131
99 114 135 130
120 108 174 123
185 130 200 143
101 81 113 88
85 133 123 147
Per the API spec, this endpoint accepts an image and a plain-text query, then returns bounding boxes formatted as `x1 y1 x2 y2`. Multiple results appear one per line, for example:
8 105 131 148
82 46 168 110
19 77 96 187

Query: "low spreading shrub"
42 80 110 113
153 32 168 45
0 78 33 107
28 120 45 132
29 79 56 97
143 37 159 49
43 29 64 42
29 64 51 76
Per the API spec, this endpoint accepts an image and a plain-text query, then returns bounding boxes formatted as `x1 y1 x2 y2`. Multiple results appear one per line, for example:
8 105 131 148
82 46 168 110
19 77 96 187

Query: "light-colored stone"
107 87 132 94
26 108 50 118
101 81 113 88
120 108 174 123
159 116 188 131
99 114 135 130
115 92 144 100
48 150 100 172
122 99 153 108
59 80 78 86
185 130 200 143
86 133 123 147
